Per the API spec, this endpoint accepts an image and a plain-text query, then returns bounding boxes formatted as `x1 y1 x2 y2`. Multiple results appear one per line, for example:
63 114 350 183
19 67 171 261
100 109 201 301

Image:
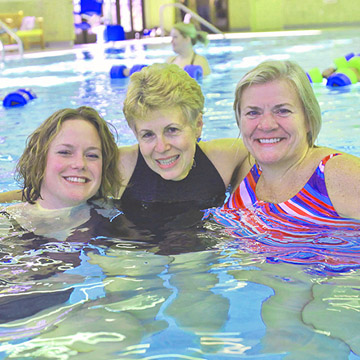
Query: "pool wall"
229 0 360 32
1 0 360 49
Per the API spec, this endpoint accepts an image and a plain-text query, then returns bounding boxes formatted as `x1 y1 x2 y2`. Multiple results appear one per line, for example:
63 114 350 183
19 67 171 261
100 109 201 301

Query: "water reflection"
0 190 359 358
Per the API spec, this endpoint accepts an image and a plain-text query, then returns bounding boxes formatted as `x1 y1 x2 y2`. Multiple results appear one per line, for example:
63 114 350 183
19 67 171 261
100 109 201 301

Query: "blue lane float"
326 68 358 87
129 64 147 76
307 53 360 87
184 65 203 81
3 89 37 108
110 64 204 81
110 64 148 79
110 65 128 79
326 56 360 87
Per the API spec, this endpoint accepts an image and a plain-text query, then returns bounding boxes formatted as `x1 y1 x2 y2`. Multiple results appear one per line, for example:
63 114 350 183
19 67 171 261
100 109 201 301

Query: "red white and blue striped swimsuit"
205 153 360 273
220 153 360 228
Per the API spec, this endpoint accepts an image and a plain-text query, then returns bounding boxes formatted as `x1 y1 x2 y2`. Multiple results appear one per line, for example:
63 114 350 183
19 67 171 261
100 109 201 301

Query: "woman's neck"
176 46 194 59
258 146 312 180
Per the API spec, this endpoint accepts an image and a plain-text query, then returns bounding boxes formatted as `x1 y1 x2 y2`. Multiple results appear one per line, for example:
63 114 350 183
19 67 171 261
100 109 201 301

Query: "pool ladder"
0 19 24 61
159 3 224 37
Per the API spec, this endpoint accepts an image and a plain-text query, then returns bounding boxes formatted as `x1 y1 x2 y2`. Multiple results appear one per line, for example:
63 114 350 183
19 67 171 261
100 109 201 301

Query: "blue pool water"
0 28 360 359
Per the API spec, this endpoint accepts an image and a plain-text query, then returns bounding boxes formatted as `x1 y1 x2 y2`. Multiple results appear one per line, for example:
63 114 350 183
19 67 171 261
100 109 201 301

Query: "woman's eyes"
244 110 260 118
244 108 292 117
245 110 259 117
56 150 100 159
86 153 100 159
275 108 293 116
140 127 180 139
57 150 71 155
166 127 180 134
141 132 154 139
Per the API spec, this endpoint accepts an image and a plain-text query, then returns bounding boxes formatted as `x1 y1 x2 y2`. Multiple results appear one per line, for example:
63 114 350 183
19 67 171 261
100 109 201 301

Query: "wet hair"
233 60 322 147
172 22 209 46
16 106 121 204
123 63 204 129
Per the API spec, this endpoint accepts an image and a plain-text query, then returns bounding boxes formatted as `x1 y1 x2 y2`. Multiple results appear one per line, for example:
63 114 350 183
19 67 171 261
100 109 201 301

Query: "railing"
0 19 24 59
0 40 4 61
159 3 224 37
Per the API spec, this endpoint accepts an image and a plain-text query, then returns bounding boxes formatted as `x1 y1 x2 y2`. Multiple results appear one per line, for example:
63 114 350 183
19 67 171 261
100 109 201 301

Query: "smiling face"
39 119 103 209
170 28 190 54
133 108 202 181
239 79 310 168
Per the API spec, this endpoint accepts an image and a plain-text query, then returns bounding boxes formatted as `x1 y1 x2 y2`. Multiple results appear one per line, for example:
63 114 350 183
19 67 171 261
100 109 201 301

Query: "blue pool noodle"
3 89 37 108
184 65 203 81
110 65 128 78
129 64 148 76
326 73 352 87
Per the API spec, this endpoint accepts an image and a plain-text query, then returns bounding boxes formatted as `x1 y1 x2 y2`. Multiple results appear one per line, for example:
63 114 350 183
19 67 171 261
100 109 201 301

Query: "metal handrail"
159 3 224 37
0 19 24 58
0 40 4 61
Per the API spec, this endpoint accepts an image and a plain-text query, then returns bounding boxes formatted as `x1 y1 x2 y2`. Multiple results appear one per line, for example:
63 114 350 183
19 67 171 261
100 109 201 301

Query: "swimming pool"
0 28 360 359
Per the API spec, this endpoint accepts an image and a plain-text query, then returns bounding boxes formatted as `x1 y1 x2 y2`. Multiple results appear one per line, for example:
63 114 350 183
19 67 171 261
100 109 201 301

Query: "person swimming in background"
119 22 211 78
166 22 211 76
215 60 360 224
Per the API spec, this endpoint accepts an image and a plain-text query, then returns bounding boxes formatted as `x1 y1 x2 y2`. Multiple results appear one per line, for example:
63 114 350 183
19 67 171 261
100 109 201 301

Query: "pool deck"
2 26 359 62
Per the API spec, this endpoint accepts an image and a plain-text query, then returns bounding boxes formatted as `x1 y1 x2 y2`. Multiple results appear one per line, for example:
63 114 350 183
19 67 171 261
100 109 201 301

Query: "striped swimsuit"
205 154 360 273
216 153 360 230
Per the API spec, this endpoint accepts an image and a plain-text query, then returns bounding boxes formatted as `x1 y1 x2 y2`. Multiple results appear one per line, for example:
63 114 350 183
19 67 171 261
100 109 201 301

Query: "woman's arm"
325 153 360 220
196 55 211 76
199 138 248 188
117 144 138 198
0 190 23 203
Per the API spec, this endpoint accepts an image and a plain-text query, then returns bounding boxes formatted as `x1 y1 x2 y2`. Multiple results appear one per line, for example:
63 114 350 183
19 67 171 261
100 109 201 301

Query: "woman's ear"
195 113 203 139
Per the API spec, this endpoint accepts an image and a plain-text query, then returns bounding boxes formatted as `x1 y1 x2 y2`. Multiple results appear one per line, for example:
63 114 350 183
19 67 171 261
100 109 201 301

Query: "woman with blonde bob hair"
224 59 360 221
233 60 322 147
166 22 211 76
123 62 204 130
119 63 246 225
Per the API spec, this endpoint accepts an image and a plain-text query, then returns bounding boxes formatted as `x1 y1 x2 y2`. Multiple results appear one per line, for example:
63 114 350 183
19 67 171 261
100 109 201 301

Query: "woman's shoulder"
320 147 360 173
166 55 176 64
199 138 247 159
117 144 139 198
118 145 138 173
317 147 360 219
309 146 356 165
193 54 210 75
198 138 248 187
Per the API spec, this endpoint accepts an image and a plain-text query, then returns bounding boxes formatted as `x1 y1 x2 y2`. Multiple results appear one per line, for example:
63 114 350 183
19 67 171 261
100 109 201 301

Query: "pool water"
0 28 360 359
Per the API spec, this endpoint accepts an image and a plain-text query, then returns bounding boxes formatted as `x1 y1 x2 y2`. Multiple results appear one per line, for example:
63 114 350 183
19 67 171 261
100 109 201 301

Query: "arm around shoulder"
325 153 360 220
199 138 248 188
0 190 23 203
117 144 138 198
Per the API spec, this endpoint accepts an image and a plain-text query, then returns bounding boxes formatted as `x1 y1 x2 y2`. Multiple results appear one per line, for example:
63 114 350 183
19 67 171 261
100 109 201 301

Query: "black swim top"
170 51 197 65
122 144 225 206
120 144 226 231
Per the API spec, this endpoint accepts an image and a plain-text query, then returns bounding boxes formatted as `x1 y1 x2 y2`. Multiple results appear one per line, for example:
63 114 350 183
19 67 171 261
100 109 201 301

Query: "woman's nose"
71 154 86 169
155 136 170 152
258 112 278 130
